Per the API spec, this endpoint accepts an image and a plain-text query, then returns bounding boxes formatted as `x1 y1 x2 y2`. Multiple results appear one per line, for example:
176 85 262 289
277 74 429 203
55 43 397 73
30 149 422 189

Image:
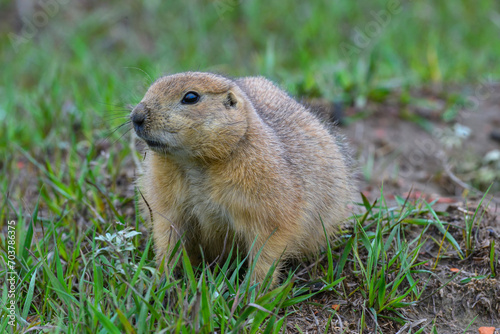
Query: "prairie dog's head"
131 72 248 160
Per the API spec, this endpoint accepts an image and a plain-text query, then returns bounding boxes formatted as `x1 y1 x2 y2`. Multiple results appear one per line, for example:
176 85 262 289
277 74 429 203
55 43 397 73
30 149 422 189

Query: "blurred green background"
2 0 500 147
1 0 500 198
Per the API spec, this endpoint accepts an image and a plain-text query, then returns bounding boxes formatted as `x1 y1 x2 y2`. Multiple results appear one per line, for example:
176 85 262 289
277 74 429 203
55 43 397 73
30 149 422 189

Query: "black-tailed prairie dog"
131 72 355 284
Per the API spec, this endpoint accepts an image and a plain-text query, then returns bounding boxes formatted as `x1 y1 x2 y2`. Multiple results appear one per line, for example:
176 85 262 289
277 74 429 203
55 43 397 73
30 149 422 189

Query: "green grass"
1 0 499 332
2 178 495 332
1 0 500 151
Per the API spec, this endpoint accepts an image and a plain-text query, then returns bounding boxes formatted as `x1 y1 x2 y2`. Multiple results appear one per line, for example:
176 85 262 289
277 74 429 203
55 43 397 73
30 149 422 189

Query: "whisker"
123 67 154 85
102 110 131 119
104 115 132 122
101 121 132 142
98 101 131 109
102 110 132 117
104 110 130 114
111 127 133 145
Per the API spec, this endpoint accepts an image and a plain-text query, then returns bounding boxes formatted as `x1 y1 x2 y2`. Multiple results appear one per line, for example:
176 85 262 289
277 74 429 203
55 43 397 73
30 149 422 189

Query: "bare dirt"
289 87 500 333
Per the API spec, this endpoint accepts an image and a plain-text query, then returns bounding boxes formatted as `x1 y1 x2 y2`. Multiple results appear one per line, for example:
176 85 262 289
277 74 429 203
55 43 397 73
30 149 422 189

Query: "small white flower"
453 123 471 138
484 149 500 163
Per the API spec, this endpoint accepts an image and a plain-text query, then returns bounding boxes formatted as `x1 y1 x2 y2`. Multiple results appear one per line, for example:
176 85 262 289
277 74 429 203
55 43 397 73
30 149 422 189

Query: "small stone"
490 129 500 143
478 326 495 334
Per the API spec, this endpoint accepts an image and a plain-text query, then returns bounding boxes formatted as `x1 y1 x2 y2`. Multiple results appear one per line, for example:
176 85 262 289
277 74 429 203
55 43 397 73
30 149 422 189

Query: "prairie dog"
131 72 355 284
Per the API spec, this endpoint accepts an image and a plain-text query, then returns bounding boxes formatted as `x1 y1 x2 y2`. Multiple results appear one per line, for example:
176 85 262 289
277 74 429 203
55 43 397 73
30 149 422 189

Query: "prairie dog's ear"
224 91 238 109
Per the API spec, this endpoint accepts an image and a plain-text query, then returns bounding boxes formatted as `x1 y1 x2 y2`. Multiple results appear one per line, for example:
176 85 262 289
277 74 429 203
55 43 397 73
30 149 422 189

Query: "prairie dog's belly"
181 166 240 260
183 167 234 233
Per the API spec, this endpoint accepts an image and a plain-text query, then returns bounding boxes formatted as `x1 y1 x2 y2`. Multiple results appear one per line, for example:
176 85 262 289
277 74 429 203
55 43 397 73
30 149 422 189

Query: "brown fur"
131 72 355 284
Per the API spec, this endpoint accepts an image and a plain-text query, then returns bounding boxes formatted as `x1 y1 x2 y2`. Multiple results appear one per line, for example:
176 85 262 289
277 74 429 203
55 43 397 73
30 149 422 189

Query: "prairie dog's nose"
132 103 148 130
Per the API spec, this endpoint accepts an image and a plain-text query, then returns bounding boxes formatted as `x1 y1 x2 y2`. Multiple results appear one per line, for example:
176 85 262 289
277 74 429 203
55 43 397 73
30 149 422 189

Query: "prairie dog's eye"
181 91 200 104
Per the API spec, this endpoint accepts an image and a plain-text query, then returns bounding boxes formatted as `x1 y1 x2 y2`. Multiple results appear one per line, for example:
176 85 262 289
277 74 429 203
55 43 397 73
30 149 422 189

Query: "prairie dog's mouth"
144 139 169 150
133 129 167 147
134 130 179 153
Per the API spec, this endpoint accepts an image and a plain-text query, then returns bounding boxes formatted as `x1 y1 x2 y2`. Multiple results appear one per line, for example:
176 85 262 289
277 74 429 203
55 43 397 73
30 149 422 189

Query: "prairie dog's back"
236 77 317 133
236 76 353 242
236 77 352 176
236 76 343 160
